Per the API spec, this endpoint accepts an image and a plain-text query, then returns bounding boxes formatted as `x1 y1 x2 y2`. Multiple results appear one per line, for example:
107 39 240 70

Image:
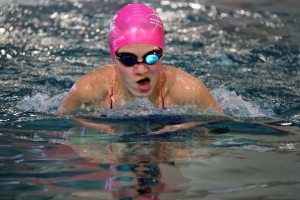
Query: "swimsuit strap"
158 68 166 109
107 65 117 109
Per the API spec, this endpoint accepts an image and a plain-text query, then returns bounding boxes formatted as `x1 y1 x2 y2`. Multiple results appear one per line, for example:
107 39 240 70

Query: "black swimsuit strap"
110 93 113 109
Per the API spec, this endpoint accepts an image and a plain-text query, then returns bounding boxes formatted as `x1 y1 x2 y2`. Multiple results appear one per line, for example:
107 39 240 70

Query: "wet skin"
59 44 223 114
114 44 163 99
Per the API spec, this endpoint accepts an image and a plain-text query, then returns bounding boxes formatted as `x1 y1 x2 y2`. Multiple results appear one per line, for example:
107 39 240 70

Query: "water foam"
16 89 275 118
212 88 275 118
16 92 67 114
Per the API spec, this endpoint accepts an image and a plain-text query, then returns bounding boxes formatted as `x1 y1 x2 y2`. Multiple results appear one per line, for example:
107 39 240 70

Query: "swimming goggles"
116 49 163 67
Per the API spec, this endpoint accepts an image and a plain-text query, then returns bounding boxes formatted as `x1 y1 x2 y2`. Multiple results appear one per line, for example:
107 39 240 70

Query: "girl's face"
114 44 163 98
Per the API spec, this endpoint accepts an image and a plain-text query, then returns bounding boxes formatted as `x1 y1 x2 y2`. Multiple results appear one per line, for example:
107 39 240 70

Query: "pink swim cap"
109 3 164 59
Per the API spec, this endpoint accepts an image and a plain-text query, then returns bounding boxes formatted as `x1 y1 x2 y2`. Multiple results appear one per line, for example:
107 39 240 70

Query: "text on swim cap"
113 36 125 46
150 17 163 28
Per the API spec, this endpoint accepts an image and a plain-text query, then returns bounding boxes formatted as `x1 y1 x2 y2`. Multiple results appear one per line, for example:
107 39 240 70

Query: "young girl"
59 3 223 114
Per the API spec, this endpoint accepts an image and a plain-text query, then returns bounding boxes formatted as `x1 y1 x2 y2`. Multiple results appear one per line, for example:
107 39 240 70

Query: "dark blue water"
1 0 300 199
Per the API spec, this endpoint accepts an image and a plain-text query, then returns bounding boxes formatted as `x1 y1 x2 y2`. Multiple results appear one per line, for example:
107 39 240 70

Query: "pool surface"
1 0 300 199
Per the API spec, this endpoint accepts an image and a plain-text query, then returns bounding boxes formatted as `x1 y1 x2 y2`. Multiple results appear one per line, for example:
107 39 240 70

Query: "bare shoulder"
163 65 204 93
162 65 223 113
77 65 112 84
75 65 112 95
72 65 114 105
59 65 113 113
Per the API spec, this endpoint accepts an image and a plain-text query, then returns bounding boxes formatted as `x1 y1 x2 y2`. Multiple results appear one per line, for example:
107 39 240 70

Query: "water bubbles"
73 2 83 9
1 49 6 55
208 6 217 19
16 92 68 113
0 27 6 34
160 1 170 6
99 98 160 117
188 3 206 11
212 89 275 118
279 143 300 151
6 54 12 59
219 13 229 19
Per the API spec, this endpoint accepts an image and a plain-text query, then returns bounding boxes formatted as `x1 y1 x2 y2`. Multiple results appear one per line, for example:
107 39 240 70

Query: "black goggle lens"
116 49 162 67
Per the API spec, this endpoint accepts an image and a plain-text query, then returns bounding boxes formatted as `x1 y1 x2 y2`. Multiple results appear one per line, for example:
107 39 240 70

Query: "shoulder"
78 65 112 83
163 65 203 92
162 65 223 114
74 65 113 99
76 65 112 89
163 65 210 103
58 65 114 113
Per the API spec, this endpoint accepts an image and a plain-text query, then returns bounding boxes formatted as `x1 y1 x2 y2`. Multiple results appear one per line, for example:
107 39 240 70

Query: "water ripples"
0 1 299 116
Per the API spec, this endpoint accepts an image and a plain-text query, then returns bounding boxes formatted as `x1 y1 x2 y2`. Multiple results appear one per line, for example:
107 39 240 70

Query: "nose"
133 63 149 75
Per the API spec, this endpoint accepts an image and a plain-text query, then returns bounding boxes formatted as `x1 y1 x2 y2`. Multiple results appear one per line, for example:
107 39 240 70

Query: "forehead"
118 44 160 53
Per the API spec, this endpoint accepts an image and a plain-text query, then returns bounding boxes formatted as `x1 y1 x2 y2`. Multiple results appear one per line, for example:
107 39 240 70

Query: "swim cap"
109 3 164 59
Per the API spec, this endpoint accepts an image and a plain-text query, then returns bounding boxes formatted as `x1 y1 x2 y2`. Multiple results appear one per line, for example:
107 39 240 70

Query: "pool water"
1 0 300 199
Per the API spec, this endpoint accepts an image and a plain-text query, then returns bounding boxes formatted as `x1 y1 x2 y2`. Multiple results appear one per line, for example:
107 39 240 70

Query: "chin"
135 93 151 98
132 90 152 98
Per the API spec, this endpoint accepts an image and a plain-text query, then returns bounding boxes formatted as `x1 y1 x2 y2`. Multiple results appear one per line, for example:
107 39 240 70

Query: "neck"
113 65 165 107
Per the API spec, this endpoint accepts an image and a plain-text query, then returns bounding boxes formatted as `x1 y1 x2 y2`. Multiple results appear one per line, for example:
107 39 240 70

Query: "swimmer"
58 3 223 114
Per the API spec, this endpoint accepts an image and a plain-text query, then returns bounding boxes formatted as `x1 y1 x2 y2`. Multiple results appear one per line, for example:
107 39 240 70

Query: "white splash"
16 89 275 118
212 88 275 118
16 92 68 113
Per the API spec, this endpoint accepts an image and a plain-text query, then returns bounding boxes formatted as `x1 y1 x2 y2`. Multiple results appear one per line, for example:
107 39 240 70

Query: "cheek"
117 67 132 80
149 64 161 75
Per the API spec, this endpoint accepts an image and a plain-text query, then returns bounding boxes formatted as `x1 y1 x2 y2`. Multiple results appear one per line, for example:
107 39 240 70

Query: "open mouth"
136 77 151 91
137 78 150 86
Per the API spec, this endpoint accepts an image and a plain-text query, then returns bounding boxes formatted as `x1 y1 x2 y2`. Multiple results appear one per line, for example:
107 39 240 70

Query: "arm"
195 85 224 114
58 66 111 113
58 83 84 113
